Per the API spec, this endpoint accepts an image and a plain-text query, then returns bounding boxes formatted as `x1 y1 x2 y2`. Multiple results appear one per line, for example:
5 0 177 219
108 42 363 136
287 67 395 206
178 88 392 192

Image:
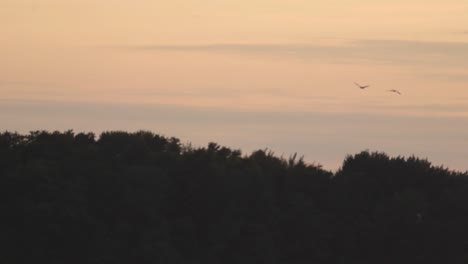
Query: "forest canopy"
1 130 467 264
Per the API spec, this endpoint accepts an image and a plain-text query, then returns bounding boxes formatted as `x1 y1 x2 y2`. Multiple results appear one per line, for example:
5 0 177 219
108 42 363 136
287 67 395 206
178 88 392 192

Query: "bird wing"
354 82 361 87
388 90 402 95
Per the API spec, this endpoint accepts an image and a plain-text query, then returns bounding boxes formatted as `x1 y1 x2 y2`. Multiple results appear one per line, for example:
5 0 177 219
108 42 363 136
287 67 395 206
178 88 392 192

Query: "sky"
1 0 468 171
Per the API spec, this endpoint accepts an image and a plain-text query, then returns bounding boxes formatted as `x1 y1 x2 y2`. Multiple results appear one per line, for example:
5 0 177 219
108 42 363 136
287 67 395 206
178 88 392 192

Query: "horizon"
2 0 467 171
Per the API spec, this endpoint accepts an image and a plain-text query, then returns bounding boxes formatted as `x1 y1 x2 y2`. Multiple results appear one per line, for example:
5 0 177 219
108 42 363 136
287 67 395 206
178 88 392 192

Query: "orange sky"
1 0 468 170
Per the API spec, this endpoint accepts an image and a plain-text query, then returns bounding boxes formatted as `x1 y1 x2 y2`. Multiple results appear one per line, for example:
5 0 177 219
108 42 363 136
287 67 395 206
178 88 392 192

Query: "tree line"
1 130 467 264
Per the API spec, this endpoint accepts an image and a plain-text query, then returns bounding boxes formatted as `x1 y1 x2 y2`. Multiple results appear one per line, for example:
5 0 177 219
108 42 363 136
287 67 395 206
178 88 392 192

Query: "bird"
354 82 369 89
387 89 402 95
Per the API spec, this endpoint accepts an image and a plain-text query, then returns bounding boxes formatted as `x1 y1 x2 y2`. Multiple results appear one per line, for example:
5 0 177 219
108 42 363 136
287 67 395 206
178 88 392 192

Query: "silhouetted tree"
1 132 467 264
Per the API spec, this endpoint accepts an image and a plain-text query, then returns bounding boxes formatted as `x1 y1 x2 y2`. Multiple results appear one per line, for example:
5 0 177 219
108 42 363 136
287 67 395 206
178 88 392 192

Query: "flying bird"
387 89 402 95
354 82 369 89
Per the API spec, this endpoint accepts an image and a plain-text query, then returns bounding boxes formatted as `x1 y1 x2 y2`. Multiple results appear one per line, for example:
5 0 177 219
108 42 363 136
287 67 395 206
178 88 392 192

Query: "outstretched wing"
354 82 369 89
388 89 402 95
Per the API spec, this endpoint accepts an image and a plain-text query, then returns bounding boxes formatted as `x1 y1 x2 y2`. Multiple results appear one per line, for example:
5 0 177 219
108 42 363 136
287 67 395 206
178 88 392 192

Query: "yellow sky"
2 0 467 44
1 0 468 170
2 0 468 104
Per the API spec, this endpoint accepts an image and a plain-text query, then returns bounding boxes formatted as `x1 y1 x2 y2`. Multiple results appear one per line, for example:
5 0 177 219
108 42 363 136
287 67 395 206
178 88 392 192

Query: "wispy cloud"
0 80 59 89
126 39 468 68
379 103 468 114
418 73 468 82
2 98 467 124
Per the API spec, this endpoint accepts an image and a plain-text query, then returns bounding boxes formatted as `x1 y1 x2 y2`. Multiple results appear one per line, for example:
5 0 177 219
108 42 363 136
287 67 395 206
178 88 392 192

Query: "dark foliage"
1 130 467 263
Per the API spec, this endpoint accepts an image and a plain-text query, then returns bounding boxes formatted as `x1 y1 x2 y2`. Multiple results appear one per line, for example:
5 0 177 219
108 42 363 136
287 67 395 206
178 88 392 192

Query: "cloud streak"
127 39 468 68
1 98 467 126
